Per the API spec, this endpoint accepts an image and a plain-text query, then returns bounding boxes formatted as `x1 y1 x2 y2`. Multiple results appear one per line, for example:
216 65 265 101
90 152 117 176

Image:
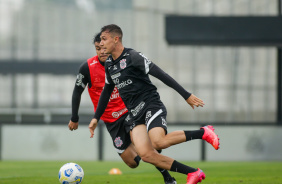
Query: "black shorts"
105 113 131 154
125 102 168 134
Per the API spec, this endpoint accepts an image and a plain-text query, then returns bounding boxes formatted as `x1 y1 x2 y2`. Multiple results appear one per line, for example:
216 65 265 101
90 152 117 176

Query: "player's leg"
131 124 205 184
105 115 140 168
146 108 219 150
149 127 205 150
130 124 173 169
155 149 177 184
123 115 176 184
119 144 176 184
150 126 219 150
119 143 140 168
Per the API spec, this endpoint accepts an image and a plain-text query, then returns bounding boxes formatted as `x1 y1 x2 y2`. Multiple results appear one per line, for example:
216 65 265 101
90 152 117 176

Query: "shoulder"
127 48 138 56
105 56 113 66
79 61 89 71
87 55 99 62
126 49 143 60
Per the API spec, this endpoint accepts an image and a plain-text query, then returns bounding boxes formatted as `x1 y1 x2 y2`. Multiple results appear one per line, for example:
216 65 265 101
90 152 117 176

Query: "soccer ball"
58 162 84 184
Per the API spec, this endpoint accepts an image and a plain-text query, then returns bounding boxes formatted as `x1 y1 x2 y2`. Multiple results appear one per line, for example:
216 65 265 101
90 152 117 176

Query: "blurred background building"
0 0 281 161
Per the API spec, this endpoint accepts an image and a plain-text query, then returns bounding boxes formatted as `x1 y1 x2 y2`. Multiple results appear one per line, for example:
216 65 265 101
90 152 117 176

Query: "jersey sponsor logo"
110 91 120 101
90 60 98 65
125 115 131 122
113 78 119 85
116 79 132 89
120 59 127 69
109 87 119 101
131 101 145 116
106 58 112 62
145 111 152 125
123 52 130 57
112 112 119 118
114 137 123 148
112 107 127 118
111 72 121 80
76 73 85 88
113 65 118 70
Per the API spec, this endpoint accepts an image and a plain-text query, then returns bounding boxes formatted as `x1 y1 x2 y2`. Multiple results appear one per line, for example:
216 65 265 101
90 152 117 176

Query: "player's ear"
114 36 119 44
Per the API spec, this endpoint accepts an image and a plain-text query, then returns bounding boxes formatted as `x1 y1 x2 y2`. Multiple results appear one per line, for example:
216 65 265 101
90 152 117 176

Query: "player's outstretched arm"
89 118 98 138
186 94 205 109
89 83 115 138
149 64 205 109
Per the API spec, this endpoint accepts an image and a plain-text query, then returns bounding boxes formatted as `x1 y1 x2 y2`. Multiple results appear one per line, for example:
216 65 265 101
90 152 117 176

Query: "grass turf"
0 161 281 184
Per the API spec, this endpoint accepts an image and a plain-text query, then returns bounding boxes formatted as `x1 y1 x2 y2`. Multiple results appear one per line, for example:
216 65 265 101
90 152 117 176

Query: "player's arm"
148 64 204 109
69 62 89 131
89 73 115 138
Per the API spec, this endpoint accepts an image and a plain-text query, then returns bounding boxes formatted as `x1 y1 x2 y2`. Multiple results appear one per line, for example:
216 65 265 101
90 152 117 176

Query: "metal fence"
0 0 278 123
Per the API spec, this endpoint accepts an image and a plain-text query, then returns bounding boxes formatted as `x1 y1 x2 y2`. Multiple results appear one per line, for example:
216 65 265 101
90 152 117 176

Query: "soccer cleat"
201 125 220 150
186 168 205 184
164 177 177 184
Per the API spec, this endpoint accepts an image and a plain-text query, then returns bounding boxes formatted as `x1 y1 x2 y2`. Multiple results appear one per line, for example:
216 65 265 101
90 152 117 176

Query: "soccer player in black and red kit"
89 24 220 184
68 33 177 184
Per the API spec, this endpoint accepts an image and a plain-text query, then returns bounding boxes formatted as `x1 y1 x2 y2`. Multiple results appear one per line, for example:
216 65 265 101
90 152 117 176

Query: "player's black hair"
101 24 123 42
93 32 101 44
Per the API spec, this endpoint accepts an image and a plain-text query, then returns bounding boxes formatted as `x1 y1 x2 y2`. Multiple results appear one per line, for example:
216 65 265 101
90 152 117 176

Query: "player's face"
100 31 116 54
95 42 109 62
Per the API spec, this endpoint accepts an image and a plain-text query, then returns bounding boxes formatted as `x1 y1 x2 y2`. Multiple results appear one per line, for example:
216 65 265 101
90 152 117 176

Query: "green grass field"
0 161 281 184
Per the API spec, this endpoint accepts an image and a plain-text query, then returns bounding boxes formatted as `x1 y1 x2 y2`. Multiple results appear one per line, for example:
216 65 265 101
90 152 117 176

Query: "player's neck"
111 44 124 60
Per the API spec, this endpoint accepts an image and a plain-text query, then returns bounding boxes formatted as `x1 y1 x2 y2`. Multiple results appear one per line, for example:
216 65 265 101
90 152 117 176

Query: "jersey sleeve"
75 62 90 89
130 50 155 74
71 62 90 122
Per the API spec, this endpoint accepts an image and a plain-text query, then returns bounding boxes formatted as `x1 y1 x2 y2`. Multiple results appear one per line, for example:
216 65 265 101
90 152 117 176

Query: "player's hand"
186 94 205 109
68 120 79 131
89 118 98 138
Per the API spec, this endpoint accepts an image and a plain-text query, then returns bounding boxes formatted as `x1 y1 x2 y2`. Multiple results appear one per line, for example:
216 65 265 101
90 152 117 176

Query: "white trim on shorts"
146 109 163 131
116 148 125 154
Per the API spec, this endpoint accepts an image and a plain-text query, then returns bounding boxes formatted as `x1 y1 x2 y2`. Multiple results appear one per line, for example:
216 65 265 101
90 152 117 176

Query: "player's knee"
152 140 167 150
139 152 155 164
125 155 140 169
126 161 138 169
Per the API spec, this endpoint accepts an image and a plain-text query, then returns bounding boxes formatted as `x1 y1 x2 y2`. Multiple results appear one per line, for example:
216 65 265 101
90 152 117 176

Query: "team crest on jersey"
114 137 123 147
120 59 127 69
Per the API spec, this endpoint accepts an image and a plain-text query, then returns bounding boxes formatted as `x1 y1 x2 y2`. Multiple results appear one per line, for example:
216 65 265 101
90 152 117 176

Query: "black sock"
134 155 141 166
184 129 204 141
170 160 197 174
155 166 172 179
155 150 172 179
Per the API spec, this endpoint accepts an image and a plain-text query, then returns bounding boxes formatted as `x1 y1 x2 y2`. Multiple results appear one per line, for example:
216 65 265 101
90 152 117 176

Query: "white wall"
1 125 98 160
2 125 282 161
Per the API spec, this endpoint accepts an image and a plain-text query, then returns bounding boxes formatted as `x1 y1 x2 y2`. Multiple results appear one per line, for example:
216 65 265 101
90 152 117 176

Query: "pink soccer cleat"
201 125 220 150
187 168 205 184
